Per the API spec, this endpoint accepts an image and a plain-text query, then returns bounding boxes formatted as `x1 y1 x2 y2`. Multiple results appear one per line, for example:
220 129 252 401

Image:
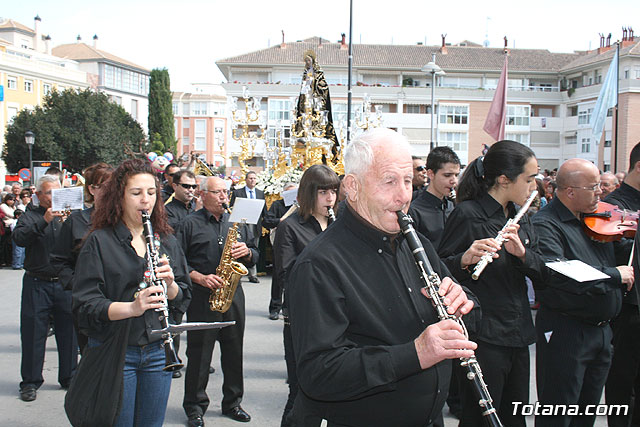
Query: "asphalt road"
0 269 609 426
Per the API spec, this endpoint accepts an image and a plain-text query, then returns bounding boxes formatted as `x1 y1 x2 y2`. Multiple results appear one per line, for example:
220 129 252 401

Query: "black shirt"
165 198 195 233
408 189 454 249
161 183 174 202
50 207 92 290
438 193 547 347
176 208 258 276
604 182 640 305
13 205 64 278
72 222 192 346
531 197 625 324
263 199 289 230
288 204 478 427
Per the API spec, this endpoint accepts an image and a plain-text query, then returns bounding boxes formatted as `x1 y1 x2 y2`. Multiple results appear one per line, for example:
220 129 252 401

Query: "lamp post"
24 131 35 184
421 54 445 151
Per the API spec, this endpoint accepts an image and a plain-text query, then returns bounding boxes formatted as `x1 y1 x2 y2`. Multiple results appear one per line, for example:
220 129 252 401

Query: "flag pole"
346 0 353 145
614 41 620 173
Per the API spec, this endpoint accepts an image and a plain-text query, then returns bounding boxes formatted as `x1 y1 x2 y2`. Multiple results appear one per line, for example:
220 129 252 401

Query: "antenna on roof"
484 17 491 47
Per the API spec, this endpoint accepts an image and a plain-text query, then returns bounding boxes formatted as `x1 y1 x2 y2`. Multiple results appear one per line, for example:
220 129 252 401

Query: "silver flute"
471 190 538 281
397 211 503 427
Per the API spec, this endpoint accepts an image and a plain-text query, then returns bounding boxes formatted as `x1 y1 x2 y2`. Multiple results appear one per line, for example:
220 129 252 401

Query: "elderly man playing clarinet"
287 128 480 427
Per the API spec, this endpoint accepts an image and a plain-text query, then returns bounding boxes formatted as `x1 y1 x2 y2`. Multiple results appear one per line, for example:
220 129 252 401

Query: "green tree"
148 68 176 154
2 88 146 172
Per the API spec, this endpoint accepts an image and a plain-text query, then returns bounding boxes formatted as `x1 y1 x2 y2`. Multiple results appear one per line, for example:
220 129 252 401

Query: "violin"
581 201 639 242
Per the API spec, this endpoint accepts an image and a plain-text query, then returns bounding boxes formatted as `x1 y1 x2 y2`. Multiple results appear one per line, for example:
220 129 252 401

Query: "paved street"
0 268 608 426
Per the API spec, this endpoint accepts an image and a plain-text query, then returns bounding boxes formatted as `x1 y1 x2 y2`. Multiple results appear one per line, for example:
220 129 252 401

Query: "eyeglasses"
415 166 426 172
202 189 228 195
568 182 601 192
178 183 198 190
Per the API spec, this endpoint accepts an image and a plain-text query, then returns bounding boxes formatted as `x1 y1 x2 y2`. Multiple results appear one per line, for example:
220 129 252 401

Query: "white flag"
590 49 618 143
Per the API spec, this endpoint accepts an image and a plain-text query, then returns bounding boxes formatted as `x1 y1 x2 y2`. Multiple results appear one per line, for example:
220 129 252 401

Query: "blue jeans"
88 339 172 427
12 242 24 269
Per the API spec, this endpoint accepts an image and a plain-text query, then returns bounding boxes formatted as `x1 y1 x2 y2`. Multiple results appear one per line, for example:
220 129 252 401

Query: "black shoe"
209 366 215 374
19 386 37 402
187 414 205 427
172 370 182 379
268 310 279 320
248 276 259 283
222 406 251 422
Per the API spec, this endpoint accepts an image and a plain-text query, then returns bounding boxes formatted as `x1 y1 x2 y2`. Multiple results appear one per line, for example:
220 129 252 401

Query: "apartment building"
216 33 640 172
172 83 229 167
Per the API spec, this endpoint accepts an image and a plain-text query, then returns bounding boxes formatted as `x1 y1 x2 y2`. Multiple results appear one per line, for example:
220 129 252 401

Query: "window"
581 138 590 153
438 131 468 152
109 95 122 105
172 102 179 115
332 102 362 124
214 120 225 150
7 76 17 90
604 140 612 147
131 99 138 120
212 102 226 116
636 68 640 79
439 105 468 125
7 107 18 123
183 103 190 116
578 108 593 125
603 163 611 172
268 99 292 121
565 135 577 145
43 83 52 95
192 102 208 116
568 106 578 117
506 133 530 145
506 105 530 126
624 68 630 79
24 80 33 93
194 120 206 151
404 105 422 114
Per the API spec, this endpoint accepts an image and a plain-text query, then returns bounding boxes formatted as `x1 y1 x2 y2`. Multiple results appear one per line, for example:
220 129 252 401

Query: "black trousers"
459 340 529 427
183 286 245 417
535 309 612 427
606 303 640 427
269 273 283 314
20 274 77 389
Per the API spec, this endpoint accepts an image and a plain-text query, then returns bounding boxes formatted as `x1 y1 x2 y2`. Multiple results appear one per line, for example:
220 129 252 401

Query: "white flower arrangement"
256 168 304 195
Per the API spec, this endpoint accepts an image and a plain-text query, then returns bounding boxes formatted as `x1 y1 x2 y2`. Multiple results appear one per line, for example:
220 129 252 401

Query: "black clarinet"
139 211 183 372
397 211 503 427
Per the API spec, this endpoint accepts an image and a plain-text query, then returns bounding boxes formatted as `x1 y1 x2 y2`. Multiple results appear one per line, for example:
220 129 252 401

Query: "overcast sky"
5 0 638 91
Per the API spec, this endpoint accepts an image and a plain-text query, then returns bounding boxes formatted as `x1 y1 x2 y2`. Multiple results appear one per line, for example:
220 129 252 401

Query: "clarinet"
327 207 336 222
139 211 183 372
471 190 538 280
397 211 503 427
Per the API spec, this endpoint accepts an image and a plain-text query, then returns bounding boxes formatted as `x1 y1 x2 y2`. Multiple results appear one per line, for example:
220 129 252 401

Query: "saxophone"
209 203 249 312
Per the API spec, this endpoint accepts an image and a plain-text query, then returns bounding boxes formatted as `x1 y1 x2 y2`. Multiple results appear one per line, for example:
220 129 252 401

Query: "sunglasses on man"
415 166 426 172
178 183 198 190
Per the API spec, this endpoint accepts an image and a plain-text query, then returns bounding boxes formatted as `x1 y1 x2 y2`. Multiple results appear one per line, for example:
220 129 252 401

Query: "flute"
471 190 538 281
397 211 503 427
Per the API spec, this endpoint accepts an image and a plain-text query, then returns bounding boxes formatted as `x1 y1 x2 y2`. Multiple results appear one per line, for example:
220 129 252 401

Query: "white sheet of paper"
544 331 553 343
229 198 265 225
281 188 298 207
51 187 84 212
545 260 610 282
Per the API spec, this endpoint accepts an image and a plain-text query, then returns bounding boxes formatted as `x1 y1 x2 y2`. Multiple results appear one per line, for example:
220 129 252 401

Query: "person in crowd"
273 165 338 426
16 189 32 212
287 128 478 426
72 158 191 426
165 169 197 233
161 163 181 202
616 171 627 184
409 146 460 250
13 175 78 402
263 182 298 320
545 180 557 201
1 193 17 266
412 155 428 199
438 140 547 427
178 176 256 427
231 171 265 283
532 158 634 427
603 142 640 427
50 162 113 354
11 209 24 268
12 183 22 198
600 171 619 197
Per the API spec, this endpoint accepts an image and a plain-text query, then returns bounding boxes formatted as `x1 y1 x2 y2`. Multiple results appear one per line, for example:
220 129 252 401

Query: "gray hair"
344 128 411 177
36 174 60 192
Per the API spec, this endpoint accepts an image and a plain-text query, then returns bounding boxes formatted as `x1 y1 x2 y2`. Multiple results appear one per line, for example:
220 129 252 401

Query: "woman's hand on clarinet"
414 319 477 370
460 238 501 269
130 285 166 317
156 256 179 299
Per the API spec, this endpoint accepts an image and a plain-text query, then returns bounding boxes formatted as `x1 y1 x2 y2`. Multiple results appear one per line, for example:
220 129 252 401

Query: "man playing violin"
603 141 640 427
532 158 634 427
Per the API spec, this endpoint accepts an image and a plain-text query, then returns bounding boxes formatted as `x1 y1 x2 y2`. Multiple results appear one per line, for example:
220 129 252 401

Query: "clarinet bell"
163 342 184 372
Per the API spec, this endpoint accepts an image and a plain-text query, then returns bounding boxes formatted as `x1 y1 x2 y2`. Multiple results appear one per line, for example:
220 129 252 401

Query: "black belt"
26 272 59 282
552 310 610 327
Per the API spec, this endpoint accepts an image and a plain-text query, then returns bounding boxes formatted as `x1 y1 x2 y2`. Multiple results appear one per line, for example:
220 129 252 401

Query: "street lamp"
24 131 35 184
421 54 445 151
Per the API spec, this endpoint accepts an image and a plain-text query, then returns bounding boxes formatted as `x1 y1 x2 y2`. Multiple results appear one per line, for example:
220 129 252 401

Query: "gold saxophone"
209 204 249 312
